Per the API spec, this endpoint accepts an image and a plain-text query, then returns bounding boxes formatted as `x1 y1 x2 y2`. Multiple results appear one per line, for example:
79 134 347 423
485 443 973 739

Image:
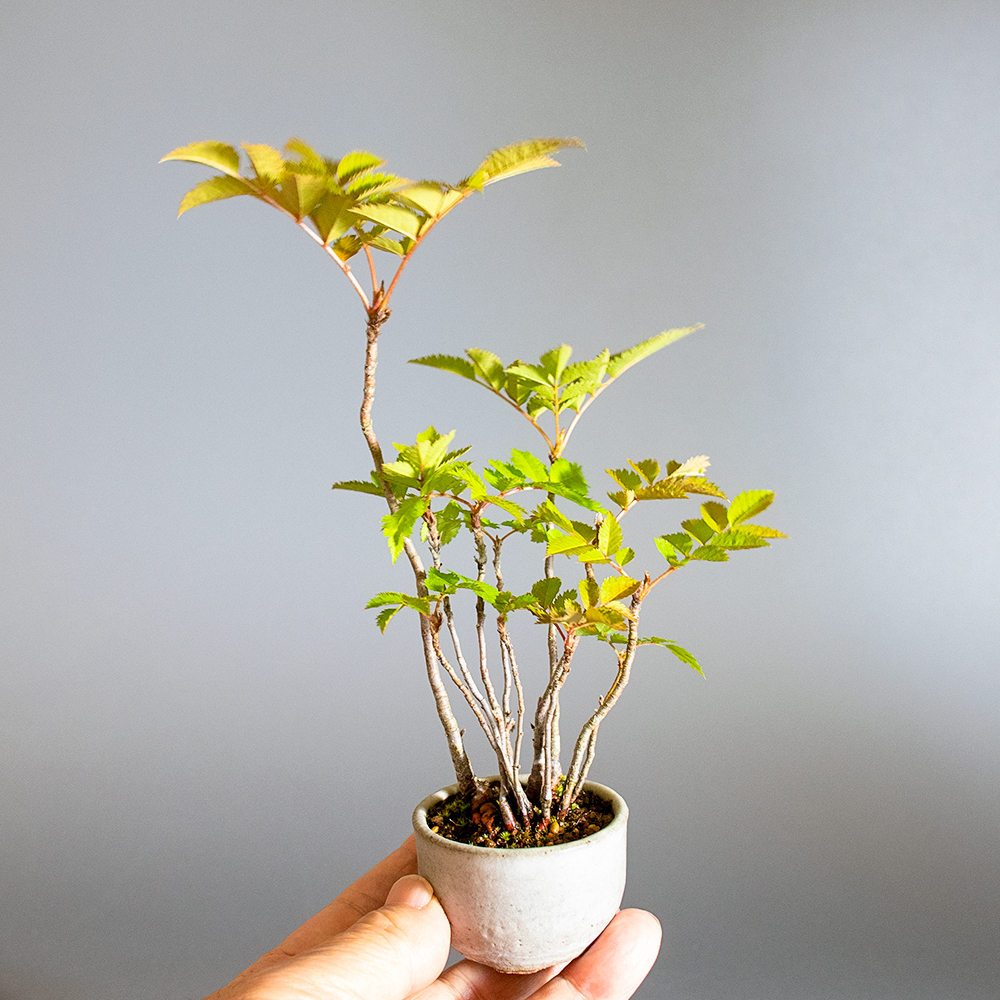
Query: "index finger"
277 835 420 956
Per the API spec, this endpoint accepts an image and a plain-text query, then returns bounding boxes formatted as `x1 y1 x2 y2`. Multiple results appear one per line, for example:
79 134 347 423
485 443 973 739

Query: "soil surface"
426 779 615 848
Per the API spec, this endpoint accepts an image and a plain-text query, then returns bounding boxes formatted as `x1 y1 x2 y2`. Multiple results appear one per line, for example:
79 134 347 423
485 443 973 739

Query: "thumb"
251 874 451 1000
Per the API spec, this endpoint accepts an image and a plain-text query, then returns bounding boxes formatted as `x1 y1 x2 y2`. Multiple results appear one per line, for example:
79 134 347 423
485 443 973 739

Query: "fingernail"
386 874 434 909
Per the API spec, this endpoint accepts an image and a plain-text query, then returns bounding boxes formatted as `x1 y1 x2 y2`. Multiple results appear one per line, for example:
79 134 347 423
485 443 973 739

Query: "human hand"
204 834 661 1000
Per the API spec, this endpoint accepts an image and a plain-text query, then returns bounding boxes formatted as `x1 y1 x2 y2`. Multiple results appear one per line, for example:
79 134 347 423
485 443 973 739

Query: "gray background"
2 1 999 998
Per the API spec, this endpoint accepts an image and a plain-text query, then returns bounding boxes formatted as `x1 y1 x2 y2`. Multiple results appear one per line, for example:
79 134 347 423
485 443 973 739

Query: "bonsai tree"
162 137 784 845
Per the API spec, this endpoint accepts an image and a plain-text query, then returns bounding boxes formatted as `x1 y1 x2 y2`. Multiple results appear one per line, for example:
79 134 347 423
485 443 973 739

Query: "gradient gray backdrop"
3 2 999 998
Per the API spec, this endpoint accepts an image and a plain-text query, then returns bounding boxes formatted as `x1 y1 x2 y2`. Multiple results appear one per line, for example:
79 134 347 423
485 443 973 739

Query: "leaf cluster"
161 137 583 262
410 328 702 458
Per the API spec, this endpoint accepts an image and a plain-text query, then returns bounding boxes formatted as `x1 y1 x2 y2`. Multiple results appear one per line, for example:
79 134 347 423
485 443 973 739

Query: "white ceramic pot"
412 778 628 974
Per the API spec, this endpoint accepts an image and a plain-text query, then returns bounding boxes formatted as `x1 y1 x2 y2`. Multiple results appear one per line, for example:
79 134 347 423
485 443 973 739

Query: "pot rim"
412 776 628 856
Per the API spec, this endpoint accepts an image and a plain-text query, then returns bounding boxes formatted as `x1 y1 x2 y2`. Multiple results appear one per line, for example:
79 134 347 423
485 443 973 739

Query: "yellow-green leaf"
600 576 640 604
460 137 585 191
349 202 422 238
242 143 285 183
176 175 255 216
160 141 241 177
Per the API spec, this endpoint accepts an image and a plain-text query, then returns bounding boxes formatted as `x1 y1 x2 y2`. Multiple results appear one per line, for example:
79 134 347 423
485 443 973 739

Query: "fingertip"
385 873 435 909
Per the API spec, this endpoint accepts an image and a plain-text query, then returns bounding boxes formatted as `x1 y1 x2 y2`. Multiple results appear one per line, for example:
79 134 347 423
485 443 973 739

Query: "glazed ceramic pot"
412 778 628 974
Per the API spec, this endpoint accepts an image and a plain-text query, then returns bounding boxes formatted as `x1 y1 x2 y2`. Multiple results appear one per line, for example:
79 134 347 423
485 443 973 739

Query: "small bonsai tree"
162 137 784 843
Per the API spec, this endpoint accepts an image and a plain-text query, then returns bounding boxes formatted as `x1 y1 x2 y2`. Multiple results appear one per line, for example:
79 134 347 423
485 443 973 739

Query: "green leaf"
661 532 693 555
617 546 635 566
508 449 549 482
701 501 729 532
737 523 787 539
466 348 506 390
460 137 584 191
349 202 422 238
636 477 727 501
487 495 528 519
396 180 465 218
727 490 775 525
531 577 562 606
381 496 429 561
608 467 642 491
548 459 589 495
546 529 592 557
641 637 705 676
310 192 355 244
409 354 477 382
629 459 660 485
331 479 383 495
606 326 702 378
654 536 682 565
274 172 328 219
539 344 573 383
689 545 729 562
598 517 622 557
160 141 242 177
241 143 285 183
336 150 384 184
176 175 255 216
682 518 716 545
710 528 772 550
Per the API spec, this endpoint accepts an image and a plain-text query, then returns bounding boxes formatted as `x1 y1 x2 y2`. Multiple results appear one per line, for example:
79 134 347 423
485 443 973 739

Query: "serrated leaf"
381 496 429 561
409 354 478 383
701 501 729 532
160 141 242 177
598 517 622 557
637 477 727 501
374 606 402 632
241 143 285 183
345 171 404 199
737 524 787 539
617 546 635 566
396 180 465 218
466 348 506 390
608 467 642 491
727 490 775 525
275 172 328 219
629 459 660 485
336 151 384 183
654 536 682 564
176 175 255 216
548 459 588 495
349 202 421 238
661 532 693 555
578 578 601 609
600 575 640 604
671 455 711 477
710 528 772 550
284 137 326 170
459 137 584 191
508 449 549 482
606 326 702 378
331 479 383 495
546 530 591 557
641 638 705 676
539 344 573 382
689 545 729 562
363 233 407 256
607 489 631 510
531 577 562 606
487 495 528 519
682 518 716 544
310 192 355 244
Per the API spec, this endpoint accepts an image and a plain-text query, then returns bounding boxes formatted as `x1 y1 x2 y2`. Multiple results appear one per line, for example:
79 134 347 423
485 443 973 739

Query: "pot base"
413 778 628 974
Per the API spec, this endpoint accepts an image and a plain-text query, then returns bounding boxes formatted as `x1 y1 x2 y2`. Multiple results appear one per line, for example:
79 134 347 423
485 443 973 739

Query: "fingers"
535 909 662 1000
246 873 452 1000
408 908 661 1000
278 835 420 955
